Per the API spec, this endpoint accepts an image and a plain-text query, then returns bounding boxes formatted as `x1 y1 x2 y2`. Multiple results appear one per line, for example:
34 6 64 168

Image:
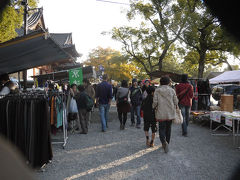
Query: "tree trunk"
198 50 206 78
158 59 163 71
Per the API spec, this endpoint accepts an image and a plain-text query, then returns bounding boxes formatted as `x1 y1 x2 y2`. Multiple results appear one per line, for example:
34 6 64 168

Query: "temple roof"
28 8 45 29
14 8 80 59
50 33 73 48
16 8 45 37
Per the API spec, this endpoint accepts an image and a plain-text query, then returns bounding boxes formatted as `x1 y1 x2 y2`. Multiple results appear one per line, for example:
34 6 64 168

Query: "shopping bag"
69 97 78 113
174 106 183 124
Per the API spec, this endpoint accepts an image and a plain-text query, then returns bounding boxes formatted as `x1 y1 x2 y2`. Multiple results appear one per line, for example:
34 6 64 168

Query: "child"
141 86 157 147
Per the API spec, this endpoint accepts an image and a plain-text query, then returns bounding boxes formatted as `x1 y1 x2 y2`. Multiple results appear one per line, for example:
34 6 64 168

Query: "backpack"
86 94 94 112
130 87 142 106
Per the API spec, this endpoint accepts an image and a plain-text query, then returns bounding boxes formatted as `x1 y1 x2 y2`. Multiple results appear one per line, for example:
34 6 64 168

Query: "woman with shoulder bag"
152 76 178 153
116 80 130 130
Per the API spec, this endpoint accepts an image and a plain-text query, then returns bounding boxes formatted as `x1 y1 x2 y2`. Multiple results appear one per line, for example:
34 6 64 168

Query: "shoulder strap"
178 87 191 102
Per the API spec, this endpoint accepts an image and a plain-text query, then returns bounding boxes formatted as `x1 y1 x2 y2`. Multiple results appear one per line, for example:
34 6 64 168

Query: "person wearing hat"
130 78 143 128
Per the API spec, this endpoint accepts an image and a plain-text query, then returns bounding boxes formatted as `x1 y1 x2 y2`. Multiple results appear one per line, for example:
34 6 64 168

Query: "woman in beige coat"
152 76 178 153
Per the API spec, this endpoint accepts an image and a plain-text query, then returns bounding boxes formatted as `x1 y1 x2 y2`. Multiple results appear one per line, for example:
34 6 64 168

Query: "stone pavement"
35 107 240 180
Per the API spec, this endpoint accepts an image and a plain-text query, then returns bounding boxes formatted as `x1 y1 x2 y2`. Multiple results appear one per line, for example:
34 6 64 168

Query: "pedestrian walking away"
96 74 113 132
175 74 193 137
83 78 96 125
116 80 130 130
130 78 142 129
153 76 178 153
142 79 150 100
141 86 156 147
67 84 80 132
75 85 89 134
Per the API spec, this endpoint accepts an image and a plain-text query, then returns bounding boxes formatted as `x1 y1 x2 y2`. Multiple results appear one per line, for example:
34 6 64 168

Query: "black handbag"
118 96 128 104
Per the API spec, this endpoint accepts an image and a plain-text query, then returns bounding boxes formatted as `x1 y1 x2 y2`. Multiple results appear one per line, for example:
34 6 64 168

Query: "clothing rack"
48 91 68 149
0 93 53 168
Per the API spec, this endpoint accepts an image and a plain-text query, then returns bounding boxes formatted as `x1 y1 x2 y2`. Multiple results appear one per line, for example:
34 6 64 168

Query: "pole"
23 0 28 90
18 72 21 89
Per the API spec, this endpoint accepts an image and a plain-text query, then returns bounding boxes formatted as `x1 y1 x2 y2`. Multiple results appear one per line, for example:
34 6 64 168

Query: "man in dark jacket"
130 78 142 128
75 85 89 134
175 74 193 137
96 74 113 132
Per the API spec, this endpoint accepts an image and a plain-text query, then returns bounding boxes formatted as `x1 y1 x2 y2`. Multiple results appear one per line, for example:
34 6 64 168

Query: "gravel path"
35 107 240 180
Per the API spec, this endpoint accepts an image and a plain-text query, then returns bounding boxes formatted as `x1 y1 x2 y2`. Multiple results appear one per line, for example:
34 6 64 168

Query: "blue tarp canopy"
0 30 73 75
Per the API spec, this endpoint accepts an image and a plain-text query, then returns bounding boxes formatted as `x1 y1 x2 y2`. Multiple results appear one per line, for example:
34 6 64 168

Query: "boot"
150 133 155 147
146 136 150 147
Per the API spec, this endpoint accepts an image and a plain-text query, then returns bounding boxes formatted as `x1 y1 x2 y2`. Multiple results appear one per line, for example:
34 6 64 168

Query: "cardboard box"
220 94 233 112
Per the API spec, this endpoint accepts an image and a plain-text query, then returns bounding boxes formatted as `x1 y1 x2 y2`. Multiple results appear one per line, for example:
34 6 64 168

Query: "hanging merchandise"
48 91 68 148
190 79 211 111
0 94 53 168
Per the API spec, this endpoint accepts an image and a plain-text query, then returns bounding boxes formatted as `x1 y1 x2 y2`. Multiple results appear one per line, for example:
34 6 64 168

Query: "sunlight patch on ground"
96 164 149 180
64 146 160 180
65 142 122 155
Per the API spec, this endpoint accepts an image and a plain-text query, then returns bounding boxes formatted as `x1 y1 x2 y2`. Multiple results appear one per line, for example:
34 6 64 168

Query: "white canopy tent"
209 70 240 84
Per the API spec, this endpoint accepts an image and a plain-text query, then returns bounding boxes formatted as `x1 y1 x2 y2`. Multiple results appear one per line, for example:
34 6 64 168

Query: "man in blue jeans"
130 78 142 129
96 74 113 132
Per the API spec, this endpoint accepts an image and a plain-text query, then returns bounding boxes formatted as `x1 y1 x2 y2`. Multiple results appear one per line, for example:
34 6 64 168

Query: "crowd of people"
114 75 193 153
66 73 194 154
0 72 194 153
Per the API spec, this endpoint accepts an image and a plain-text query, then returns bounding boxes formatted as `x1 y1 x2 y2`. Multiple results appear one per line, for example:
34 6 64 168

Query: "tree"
84 47 140 81
0 0 38 43
111 0 189 78
179 0 240 78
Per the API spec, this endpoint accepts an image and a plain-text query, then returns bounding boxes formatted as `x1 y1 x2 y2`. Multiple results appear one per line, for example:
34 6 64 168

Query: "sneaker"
136 124 141 129
146 140 150 147
182 133 188 137
120 124 123 130
163 142 169 153
80 131 87 134
102 129 106 132
130 123 135 127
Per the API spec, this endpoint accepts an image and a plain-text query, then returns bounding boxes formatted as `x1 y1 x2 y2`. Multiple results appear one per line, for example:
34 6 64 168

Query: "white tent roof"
209 70 240 84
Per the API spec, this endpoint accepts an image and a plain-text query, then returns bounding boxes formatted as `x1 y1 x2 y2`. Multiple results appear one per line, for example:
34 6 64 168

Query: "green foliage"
84 47 140 81
0 0 38 43
180 0 240 77
112 0 190 76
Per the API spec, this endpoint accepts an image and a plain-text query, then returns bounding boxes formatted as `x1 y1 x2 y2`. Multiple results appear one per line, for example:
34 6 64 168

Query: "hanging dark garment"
0 96 53 168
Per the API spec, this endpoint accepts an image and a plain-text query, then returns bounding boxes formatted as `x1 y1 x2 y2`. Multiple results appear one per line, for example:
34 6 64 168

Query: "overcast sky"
39 0 131 62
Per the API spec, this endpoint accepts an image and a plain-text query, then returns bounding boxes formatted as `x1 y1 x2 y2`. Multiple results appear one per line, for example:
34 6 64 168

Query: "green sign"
69 68 83 85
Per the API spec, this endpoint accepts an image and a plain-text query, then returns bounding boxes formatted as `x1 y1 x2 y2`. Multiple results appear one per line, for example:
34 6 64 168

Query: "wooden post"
23 0 28 90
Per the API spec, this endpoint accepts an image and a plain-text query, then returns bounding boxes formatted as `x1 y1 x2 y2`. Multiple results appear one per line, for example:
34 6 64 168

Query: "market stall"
0 30 74 168
209 70 240 84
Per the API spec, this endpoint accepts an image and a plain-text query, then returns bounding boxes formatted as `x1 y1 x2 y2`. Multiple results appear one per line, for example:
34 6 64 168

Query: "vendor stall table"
210 111 240 148
191 111 210 126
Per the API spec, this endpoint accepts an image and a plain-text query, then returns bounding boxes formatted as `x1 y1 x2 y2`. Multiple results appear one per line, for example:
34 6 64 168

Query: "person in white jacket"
152 76 178 153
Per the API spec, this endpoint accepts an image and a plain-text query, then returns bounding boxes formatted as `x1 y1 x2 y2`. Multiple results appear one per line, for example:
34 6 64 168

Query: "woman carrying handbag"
153 76 178 153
